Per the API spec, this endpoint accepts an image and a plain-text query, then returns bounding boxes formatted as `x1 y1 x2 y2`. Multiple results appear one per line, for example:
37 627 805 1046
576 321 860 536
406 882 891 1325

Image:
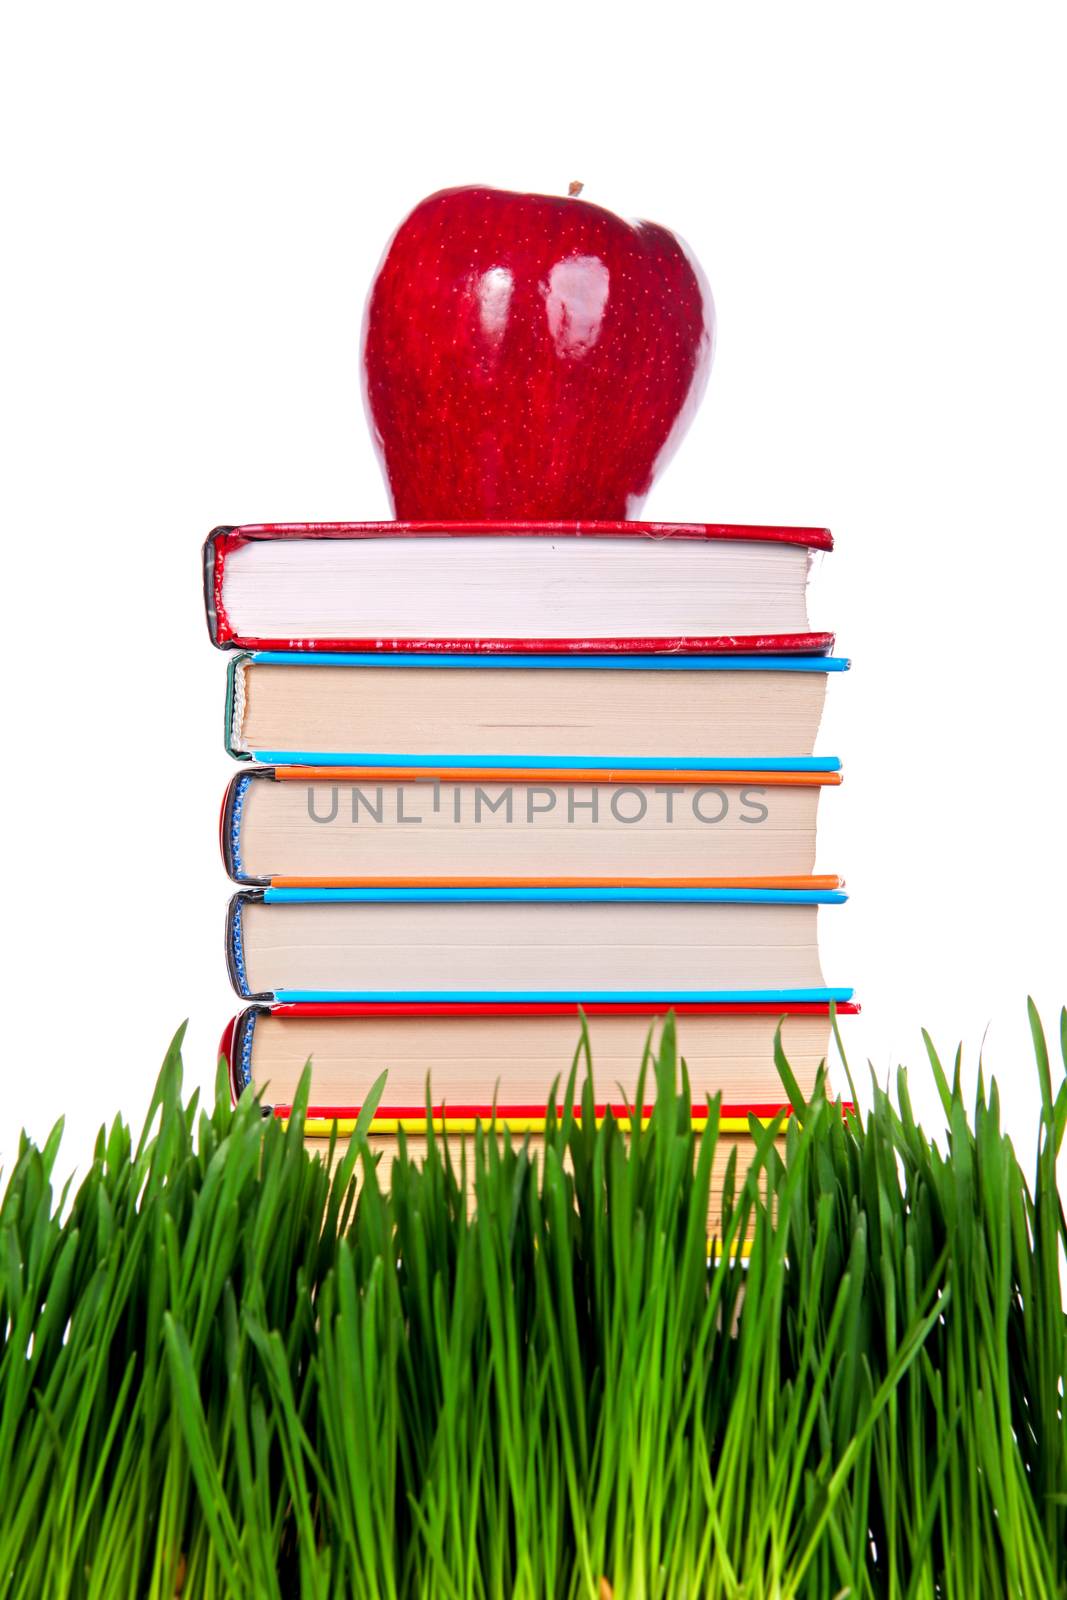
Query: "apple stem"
568 180 584 197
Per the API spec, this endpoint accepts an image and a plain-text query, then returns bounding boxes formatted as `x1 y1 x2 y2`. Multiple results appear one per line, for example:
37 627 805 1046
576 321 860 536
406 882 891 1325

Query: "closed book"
222 765 842 886
225 651 848 768
204 520 834 655
224 885 851 1005
223 1000 859 1108
220 1002 858 1223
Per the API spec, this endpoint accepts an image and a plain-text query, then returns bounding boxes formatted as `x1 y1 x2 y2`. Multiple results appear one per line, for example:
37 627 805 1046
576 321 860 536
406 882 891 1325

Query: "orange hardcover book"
222 765 842 888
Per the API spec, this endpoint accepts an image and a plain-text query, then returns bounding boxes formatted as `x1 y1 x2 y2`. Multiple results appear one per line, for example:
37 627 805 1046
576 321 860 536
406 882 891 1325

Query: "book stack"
210 519 854 1207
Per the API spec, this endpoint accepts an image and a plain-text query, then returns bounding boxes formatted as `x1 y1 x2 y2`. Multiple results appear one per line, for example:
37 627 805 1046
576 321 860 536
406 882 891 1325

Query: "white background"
2 1 1065 1179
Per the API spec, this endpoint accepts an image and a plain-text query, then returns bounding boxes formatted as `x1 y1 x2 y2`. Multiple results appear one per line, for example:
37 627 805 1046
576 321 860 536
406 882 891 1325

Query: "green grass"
1 1005 1064 1598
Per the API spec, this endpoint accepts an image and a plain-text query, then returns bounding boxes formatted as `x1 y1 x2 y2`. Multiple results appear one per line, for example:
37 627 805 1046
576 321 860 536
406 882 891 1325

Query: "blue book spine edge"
272 987 856 1005
261 886 847 905
247 752 843 771
250 651 850 672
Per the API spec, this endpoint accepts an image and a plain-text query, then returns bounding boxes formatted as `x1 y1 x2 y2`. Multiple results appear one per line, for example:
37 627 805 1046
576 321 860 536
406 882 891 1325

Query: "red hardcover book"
219 1000 858 1218
204 520 834 655
220 998 859 1112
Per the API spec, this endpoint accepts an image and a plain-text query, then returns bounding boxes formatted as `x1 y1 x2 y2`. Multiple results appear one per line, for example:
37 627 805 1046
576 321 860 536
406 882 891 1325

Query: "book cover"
205 519 835 654
224 649 849 767
224 884 852 1004
222 997 860 1107
220 764 844 887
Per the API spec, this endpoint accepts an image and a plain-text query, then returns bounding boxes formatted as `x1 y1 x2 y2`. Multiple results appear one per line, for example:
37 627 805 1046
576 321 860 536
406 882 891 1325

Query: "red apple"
362 185 714 520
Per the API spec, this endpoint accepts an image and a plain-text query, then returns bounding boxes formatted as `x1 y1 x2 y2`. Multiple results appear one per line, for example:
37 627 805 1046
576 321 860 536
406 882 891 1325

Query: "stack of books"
209 519 854 1206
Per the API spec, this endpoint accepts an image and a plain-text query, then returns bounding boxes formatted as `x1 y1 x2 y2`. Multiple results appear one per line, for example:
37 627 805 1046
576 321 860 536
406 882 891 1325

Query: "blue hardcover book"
225 884 852 1005
225 651 847 768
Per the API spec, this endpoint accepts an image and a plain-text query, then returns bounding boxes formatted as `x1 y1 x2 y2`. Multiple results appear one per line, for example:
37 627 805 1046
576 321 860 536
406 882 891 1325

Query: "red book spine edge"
225 631 836 656
269 1000 860 1020
204 527 230 646
276 1102 852 1120
218 1001 861 1108
204 520 834 649
218 1014 239 1103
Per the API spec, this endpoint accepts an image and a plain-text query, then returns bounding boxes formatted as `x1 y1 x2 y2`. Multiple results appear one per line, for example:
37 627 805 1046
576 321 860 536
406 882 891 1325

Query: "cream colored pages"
240 899 824 994
237 665 828 759
251 1010 834 1105
238 777 822 879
